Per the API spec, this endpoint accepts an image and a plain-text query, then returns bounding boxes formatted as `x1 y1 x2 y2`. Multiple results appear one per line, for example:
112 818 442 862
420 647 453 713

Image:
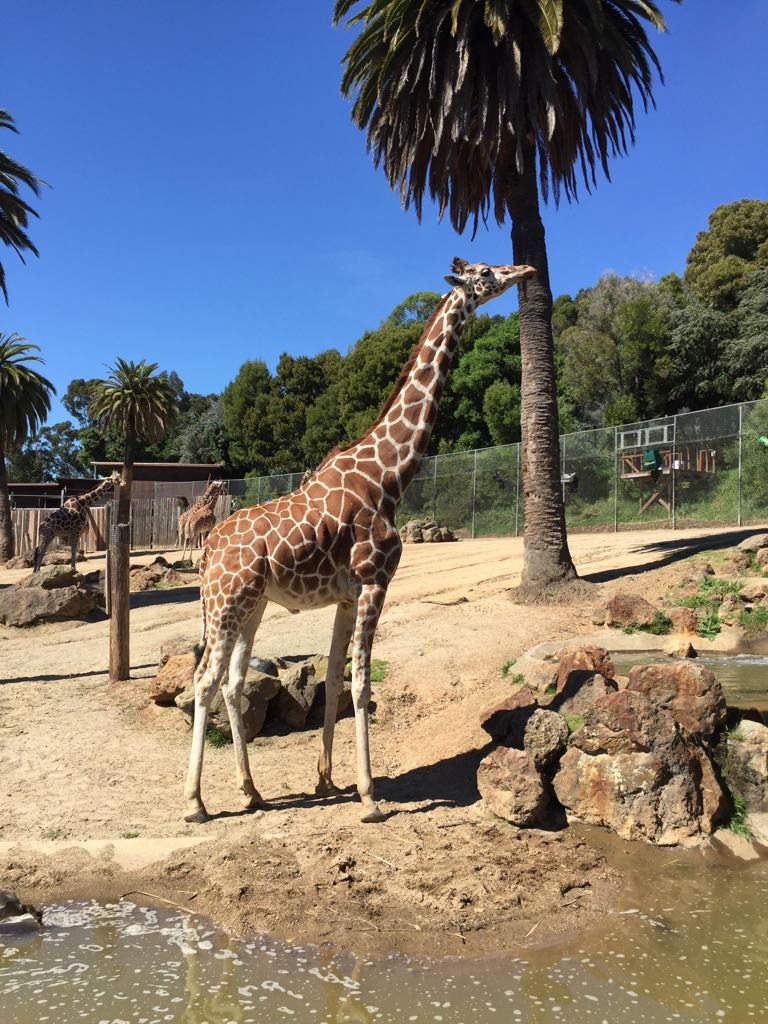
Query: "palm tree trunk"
0 439 14 562
508 146 577 593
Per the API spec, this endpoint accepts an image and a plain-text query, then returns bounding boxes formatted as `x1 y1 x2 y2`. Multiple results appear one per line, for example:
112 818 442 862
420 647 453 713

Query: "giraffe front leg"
33 531 51 572
183 643 228 823
351 583 387 823
221 601 267 811
69 530 79 570
316 601 356 797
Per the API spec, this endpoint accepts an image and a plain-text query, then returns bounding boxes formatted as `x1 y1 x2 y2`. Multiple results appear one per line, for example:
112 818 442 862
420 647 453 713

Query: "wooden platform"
620 445 717 480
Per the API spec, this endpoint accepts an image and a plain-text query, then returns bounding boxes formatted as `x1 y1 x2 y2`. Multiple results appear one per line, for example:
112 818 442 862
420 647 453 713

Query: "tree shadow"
130 585 200 609
582 527 761 584
1 663 156 685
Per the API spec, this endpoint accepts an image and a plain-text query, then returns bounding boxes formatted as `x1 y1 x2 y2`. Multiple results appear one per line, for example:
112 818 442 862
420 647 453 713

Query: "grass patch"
508 673 525 686
500 658 517 677
728 792 752 840
698 576 743 598
206 726 230 748
696 611 722 639
561 713 584 735
623 612 672 636
40 827 65 840
370 659 389 684
544 682 557 696
120 831 140 839
738 606 768 639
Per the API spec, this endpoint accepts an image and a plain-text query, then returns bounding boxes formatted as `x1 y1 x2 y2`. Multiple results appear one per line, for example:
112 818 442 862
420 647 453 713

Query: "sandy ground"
0 525 759 956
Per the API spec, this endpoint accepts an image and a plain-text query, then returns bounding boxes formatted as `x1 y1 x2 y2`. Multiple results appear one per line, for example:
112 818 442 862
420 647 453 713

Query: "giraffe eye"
480 268 491 278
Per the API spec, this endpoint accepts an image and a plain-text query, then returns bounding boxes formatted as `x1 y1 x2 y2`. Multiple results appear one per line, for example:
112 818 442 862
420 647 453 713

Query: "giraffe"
33 471 121 571
178 480 227 561
183 258 536 824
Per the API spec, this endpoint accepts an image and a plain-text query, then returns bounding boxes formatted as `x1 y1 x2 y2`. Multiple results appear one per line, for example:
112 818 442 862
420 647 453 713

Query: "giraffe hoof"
360 803 386 824
242 792 268 811
184 806 210 824
315 779 341 798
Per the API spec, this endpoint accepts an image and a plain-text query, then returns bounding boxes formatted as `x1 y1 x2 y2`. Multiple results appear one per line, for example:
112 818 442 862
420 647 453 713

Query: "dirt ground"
0 525 757 956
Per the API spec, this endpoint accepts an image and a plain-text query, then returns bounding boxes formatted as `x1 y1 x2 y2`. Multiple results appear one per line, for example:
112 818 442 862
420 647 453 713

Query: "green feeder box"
642 448 663 471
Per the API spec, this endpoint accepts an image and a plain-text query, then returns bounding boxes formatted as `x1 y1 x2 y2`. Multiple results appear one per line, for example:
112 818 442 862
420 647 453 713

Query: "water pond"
2 855 767 1024
610 651 768 712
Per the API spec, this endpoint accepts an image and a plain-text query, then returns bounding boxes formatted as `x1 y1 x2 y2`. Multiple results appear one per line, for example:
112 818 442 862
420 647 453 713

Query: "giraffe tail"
193 547 208 666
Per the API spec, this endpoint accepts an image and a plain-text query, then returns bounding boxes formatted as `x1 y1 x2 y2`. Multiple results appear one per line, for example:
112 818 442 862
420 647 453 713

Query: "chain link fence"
123 398 768 541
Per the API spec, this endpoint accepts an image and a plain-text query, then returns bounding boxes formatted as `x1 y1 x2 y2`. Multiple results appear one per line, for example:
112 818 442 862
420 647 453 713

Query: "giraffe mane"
315 292 453 471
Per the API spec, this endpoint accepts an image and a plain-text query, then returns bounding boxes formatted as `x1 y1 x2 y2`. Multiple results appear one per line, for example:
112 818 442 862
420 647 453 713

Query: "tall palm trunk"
509 147 577 591
0 439 13 561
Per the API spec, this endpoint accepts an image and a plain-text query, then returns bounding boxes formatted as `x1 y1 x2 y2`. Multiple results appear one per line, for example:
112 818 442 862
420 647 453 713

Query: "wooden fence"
11 495 234 556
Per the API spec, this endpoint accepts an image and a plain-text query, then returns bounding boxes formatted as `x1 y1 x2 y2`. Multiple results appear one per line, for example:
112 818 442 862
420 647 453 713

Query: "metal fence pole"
671 414 677 530
515 444 521 537
618 425 622 532
471 449 478 539
432 456 438 522
738 403 743 527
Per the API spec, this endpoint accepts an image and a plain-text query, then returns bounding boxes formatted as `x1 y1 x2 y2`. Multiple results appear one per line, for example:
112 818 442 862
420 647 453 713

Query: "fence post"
671 415 677 530
471 449 478 539
108 504 131 682
432 457 438 522
618 425 622 532
738 403 743 527
515 443 521 537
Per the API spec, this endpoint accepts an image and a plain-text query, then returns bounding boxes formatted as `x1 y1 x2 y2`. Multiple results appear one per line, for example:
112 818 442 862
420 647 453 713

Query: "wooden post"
108 517 131 682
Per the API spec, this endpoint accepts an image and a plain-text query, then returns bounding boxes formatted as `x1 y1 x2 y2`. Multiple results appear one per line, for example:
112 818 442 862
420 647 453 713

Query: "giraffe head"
202 479 227 500
109 470 121 486
444 257 536 307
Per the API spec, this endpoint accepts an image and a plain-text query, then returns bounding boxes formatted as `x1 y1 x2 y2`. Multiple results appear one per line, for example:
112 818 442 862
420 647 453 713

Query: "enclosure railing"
10 399 768 555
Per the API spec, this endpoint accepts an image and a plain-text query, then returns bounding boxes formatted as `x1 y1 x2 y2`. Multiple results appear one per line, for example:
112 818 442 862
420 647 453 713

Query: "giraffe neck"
79 479 114 507
347 289 473 500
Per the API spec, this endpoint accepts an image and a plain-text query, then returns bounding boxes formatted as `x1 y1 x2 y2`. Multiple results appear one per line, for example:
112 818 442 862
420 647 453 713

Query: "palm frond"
90 359 179 443
0 332 55 448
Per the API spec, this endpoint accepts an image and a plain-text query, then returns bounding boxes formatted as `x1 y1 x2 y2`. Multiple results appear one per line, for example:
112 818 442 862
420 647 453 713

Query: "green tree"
221 359 273 473
7 421 82 481
0 334 54 559
0 111 43 303
334 0 677 593
385 291 441 326
728 266 768 400
667 303 734 409
685 199 768 311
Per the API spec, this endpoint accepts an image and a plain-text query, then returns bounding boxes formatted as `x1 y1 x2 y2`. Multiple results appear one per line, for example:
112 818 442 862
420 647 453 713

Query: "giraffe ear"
444 274 468 289
451 256 470 274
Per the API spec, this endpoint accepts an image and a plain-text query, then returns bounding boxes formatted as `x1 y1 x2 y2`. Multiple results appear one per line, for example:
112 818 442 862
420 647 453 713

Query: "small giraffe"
33 471 121 571
183 258 535 824
178 480 227 561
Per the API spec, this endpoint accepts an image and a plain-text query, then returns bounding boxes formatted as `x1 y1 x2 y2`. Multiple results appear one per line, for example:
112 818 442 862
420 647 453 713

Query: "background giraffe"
183 258 535 824
33 471 121 571
178 480 227 561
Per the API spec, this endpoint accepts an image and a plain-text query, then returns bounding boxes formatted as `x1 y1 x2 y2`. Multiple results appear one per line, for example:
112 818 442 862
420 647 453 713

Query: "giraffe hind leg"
33 530 53 572
316 600 356 797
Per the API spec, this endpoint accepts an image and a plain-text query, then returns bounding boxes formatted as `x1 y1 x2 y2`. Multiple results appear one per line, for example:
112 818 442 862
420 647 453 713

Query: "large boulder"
479 687 537 742
273 662 322 730
4 551 85 570
149 640 198 704
175 668 281 741
592 593 659 628
553 690 726 845
555 645 615 690
477 747 551 827
523 709 569 770
0 566 97 626
0 890 42 934
738 578 768 603
400 517 458 544
724 720 768 812
626 662 726 739
736 533 768 553
667 607 699 635
549 644 618 717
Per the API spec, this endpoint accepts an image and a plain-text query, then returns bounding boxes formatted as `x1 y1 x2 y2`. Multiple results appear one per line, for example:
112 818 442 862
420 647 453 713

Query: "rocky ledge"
479 643 768 851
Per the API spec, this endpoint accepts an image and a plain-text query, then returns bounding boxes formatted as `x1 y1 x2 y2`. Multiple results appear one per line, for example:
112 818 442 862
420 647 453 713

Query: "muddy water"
2 858 768 1023
611 652 768 711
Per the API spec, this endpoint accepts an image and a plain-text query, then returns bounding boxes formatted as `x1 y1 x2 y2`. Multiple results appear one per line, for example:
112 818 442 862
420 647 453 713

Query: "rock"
273 662 321 730
712 829 761 861
549 672 618 717
724 720 768 811
736 533 768 553
0 912 43 934
738 578 768 602
479 687 537 742
755 548 768 567
149 650 197 704
175 668 281 741
477 747 551 827
522 709 569 769
661 637 698 658
4 551 85 570
626 662 726 738
0 890 42 924
667 607 699 635
400 517 457 544
593 593 659 629
555 645 615 691
554 690 724 845
0 566 97 626
718 594 741 624
250 656 285 677
699 563 716 577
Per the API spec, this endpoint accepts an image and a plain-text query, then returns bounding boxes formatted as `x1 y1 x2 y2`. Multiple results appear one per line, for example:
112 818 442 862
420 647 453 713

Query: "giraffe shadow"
130 585 200 609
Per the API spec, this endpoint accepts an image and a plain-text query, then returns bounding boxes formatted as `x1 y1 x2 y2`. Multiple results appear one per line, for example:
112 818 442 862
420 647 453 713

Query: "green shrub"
698 576 743 598
370 659 389 684
562 713 584 735
696 611 722 639
500 658 517 678
728 792 752 840
206 726 230 748
644 612 673 635
738 606 768 639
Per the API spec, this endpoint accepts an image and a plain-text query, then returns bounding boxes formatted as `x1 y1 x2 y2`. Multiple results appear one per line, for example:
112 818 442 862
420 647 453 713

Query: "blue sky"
2 1 767 421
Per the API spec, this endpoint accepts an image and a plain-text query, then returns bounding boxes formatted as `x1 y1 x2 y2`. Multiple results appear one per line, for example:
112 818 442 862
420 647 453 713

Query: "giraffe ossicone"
183 258 536 824
32 471 121 572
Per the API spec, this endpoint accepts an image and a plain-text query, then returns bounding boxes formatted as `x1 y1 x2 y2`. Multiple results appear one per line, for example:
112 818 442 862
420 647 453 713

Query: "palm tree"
90 359 178 681
0 110 42 303
0 334 54 560
333 0 677 594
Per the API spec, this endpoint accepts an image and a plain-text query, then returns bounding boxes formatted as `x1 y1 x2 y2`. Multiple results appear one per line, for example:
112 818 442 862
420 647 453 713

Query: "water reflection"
1 859 767 1023
610 651 768 711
